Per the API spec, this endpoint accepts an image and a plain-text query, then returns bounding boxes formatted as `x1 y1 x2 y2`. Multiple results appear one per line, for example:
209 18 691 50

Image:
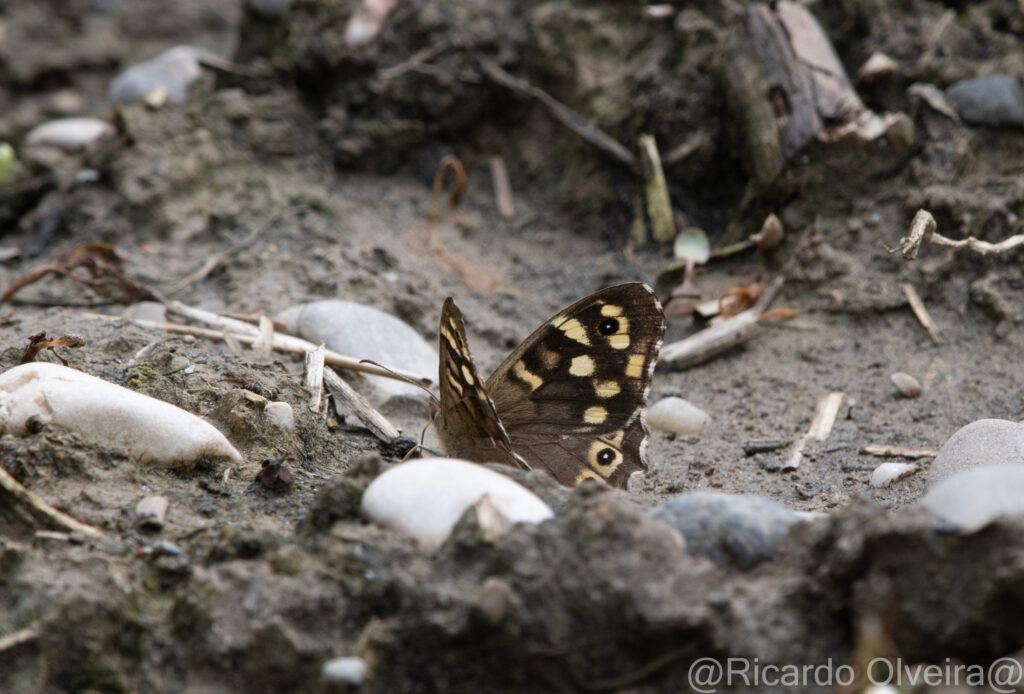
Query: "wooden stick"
82 312 432 386
860 444 938 459
304 343 326 413
661 276 784 368
480 59 637 170
323 367 401 441
252 314 274 361
783 391 844 472
0 466 105 538
902 283 941 344
490 156 516 219
0 625 40 653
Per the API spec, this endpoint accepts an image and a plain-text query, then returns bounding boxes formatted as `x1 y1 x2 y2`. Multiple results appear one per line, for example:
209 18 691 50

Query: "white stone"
277 300 436 408
321 656 368 684
0 362 241 468
361 458 554 550
646 396 711 435
24 118 114 151
869 462 918 488
919 464 1024 532
264 401 294 432
109 46 211 105
928 419 1024 485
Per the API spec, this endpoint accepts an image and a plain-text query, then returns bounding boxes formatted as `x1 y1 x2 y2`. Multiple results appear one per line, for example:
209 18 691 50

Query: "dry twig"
324 367 401 441
783 391 845 472
480 59 637 170
167 215 279 296
490 156 516 219
902 283 941 344
305 343 326 413
892 208 1024 260
0 466 105 538
859 444 938 459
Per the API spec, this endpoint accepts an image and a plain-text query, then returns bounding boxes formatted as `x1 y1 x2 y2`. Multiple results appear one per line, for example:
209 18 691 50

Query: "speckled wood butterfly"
436 283 665 488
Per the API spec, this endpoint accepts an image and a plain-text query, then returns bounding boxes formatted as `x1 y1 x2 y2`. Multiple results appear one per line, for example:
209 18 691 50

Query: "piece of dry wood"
82 312 432 386
783 391 844 472
638 134 675 244
490 156 515 219
0 625 40 653
0 466 105 538
323 367 401 441
860 444 938 459
902 283 941 344
251 314 274 361
305 343 326 413
893 208 1024 260
661 276 784 368
480 59 637 170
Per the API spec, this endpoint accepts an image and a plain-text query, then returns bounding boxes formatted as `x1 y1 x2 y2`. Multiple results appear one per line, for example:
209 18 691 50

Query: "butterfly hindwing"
485 283 665 488
436 298 529 471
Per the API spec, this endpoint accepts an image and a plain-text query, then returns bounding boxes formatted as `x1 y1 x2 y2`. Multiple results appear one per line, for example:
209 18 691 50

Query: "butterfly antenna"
359 359 440 407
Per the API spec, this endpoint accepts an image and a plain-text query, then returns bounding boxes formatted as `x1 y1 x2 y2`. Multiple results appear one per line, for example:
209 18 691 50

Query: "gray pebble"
109 46 212 105
649 492 800 571
919 464 1024 532
890 371 922 398
928 418 1024 486
946 76 1024 128
277 300 436 408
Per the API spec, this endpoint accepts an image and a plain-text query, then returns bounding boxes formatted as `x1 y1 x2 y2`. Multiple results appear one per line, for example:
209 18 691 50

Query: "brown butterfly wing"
436 298 529 470
485 283 665 488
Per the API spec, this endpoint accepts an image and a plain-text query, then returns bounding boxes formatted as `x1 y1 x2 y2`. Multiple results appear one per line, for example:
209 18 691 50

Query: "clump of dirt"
3 0 1024 691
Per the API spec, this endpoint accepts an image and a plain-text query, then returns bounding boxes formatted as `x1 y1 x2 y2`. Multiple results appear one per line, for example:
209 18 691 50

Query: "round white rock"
0 362 242 468
361 458 554 550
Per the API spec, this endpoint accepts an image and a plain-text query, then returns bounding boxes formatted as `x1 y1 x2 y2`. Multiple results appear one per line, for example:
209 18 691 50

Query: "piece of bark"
323 367 401 442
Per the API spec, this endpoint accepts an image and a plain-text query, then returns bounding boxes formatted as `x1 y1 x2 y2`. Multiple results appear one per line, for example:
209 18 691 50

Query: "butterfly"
435 283 665 489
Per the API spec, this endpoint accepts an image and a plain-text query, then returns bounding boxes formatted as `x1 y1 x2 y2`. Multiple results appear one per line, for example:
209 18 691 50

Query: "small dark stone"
649 492 800 571
759 457 781 472
259 457 294 491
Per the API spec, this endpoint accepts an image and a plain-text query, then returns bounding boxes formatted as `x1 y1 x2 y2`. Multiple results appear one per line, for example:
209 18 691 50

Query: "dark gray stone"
649 491 801 571
946 76 1024 128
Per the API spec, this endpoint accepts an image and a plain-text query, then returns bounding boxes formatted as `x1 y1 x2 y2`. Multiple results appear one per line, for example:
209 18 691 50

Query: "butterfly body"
437 283 665 489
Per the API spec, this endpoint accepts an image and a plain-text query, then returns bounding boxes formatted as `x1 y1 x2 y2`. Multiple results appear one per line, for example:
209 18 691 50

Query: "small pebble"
890 371 922 399
277 300 435 407
361 459 553 551
123 301 167 322
857 51 899 81
24 118 114 152
109 46 212 105
475 576 514 623
259 458 294 491
135 495 169 530
928 418 1024 486
869 462 917 488
759 457 781 472
0 362 242 468
646 396 711 435
649 492 800 571
321 656 368 685
946 75 1024 128
264 401 294 432
919 464 1024 532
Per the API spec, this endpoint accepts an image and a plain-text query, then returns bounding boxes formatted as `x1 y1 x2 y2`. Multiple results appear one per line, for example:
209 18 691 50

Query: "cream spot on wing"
569 355 595 377
576 468 603 484
594 380 621 398
460 364 475 385
560 318 591 346
625 353 645 379
513 360 543 391
447 374 464 396
440 327 455 345
584 406 607 424
600 303 623 317
608 334 630 350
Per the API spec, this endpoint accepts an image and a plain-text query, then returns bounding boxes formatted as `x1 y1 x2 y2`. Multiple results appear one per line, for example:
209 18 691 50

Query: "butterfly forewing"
436 298 529 470
485 283 665 488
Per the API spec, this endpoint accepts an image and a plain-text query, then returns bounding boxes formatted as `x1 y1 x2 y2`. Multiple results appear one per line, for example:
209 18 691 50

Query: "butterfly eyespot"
598 318 619 335
597 448 616 465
